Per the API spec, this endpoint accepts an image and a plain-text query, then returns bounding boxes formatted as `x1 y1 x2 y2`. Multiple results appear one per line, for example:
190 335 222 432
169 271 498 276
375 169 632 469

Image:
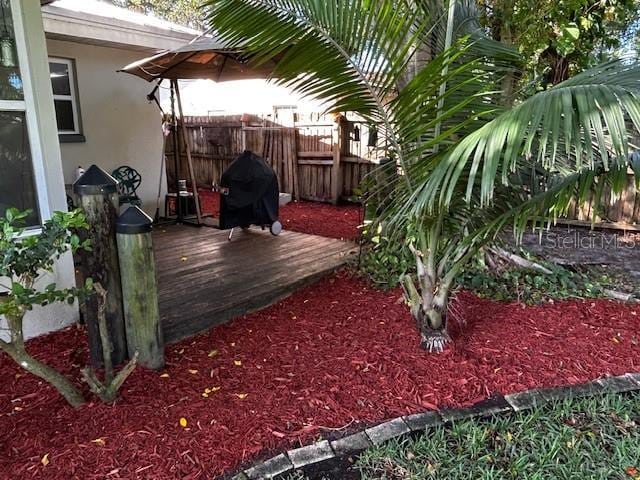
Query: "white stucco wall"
46 38 167 217
1 0 79 341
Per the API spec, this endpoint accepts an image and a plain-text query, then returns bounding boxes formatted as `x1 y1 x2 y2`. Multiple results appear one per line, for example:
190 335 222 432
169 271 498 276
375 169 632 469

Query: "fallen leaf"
188 369 198 375
91 438 106 447
179 417 188 428
160 373 169 378
207 350 219 358
626 466 639 477
234 360 242 366
41 454 50 467
235 393 248 399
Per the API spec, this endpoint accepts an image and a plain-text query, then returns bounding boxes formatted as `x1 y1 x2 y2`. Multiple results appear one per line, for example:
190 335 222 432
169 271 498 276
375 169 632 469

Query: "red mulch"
279 200 362 241
182 190 362 241
2 271 639 479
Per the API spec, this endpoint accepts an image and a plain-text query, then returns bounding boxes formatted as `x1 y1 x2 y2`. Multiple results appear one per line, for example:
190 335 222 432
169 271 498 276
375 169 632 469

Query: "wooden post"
173 80 203 224
331 116 345 205
116 207 164 370
73 165 127 367
292 115 300 200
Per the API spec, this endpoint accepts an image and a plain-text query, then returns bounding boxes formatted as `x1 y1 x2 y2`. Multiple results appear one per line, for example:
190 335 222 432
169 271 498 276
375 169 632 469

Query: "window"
48 57 83 141
0 0 40 226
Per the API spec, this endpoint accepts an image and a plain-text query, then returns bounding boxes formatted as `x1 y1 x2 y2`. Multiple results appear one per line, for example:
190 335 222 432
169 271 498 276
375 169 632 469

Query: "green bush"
459 258 628 304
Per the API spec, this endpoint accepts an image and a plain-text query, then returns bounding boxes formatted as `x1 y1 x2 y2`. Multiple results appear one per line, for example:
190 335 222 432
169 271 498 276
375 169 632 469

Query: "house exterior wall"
46 38 167 217
0 0 78 341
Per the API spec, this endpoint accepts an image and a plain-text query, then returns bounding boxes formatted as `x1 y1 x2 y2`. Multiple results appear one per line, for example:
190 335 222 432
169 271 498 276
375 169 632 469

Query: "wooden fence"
563 174 640 228
166 113 382 203
166 112 640 227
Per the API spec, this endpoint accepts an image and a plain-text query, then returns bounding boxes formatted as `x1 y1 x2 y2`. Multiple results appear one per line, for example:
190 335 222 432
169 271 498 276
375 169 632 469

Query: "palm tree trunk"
402 227 453 352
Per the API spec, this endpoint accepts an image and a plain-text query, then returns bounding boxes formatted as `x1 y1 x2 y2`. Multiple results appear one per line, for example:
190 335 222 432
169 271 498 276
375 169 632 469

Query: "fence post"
331 116 345 205
73 165 127 367
116 207 164 370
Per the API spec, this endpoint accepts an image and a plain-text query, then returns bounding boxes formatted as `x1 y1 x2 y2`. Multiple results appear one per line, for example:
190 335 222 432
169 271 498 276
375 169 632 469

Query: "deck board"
153 225 356 343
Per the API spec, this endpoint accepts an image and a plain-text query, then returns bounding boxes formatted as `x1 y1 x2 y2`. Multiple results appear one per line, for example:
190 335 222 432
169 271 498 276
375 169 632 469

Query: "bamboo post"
173 80 203 224
73 165 127 367
116 207 164 370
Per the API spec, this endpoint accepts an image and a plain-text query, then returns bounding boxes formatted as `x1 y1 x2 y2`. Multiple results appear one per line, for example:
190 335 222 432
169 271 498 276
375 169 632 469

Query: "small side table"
165 192 195 218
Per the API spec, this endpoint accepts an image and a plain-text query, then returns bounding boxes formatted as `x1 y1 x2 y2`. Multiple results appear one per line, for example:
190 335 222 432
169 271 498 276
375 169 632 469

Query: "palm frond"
417 60 640 213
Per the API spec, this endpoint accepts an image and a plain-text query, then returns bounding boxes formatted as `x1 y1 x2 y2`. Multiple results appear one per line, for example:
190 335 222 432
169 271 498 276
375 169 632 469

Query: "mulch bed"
172 190 362 241
1 270 639 479
279 200 362 241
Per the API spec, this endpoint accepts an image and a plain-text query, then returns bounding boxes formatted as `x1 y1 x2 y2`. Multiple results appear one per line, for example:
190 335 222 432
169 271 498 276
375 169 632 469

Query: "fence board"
166 114 639 226
166 113 380 203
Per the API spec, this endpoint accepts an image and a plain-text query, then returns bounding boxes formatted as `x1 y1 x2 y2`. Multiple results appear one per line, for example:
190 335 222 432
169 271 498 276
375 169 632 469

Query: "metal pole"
170 81 182 222
175 80 203 224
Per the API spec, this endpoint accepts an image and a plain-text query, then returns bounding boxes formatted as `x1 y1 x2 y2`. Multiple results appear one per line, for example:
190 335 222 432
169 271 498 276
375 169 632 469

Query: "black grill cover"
220 150 279 229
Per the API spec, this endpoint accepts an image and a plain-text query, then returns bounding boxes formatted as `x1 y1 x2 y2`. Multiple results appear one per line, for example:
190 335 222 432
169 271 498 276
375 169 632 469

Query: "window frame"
48 56 83 139
0 0 54 229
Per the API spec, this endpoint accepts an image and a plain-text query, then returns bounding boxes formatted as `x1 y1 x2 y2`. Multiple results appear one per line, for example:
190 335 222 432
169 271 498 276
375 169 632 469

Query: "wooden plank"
555 219 640 231
298 159 333 166
153 225 356 341
156 234 344 300
292 128 300 200
331 119 343 204
298 151 334 158
161 248 355 342
342 156 376 164
159 240 353 309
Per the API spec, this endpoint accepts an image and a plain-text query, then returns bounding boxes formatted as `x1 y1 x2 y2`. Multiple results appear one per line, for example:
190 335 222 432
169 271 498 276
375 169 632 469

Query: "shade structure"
119 34 282 228
119 35 277 82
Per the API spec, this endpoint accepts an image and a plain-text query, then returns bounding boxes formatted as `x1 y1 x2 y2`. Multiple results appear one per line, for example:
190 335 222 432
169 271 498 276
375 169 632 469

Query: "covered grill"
220 150 282 235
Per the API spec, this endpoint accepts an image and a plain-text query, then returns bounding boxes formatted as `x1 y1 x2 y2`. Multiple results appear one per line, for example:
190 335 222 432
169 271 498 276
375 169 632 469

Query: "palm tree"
204 0 640 351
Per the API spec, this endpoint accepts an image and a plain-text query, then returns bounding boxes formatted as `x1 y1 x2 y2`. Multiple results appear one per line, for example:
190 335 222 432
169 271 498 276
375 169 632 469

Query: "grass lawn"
291 393 640 480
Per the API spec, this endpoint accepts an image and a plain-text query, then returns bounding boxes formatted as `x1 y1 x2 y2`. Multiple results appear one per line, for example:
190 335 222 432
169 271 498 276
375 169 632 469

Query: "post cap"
73 165 118 196
116 206 153 235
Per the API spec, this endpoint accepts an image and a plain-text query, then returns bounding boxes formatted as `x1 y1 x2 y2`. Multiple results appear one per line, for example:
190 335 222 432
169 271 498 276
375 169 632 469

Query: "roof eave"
41 4 200 53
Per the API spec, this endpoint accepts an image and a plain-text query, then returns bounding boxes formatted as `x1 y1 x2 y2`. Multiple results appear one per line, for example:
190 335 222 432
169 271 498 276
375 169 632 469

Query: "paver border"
226 373 640 479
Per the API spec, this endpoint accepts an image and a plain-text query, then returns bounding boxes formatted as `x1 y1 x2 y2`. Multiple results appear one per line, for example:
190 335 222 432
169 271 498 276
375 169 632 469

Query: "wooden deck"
153 225 357 343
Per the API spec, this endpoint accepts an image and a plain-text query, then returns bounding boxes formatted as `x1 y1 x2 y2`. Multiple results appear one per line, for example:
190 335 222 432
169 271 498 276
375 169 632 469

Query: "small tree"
0 209 91 408
205 0 640 352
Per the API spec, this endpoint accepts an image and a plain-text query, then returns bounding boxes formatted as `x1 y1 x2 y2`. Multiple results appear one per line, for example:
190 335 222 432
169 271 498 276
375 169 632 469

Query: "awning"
119 36 277 82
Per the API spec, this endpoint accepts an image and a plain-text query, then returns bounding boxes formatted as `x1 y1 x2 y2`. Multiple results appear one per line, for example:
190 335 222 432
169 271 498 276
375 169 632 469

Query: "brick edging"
230 373 640 480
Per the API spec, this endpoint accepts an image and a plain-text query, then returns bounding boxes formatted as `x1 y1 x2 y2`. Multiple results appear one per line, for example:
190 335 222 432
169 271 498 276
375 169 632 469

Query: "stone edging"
229 373 640 480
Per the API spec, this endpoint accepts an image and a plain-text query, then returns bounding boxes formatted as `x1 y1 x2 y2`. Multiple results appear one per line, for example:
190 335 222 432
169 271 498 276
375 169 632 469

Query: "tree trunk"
544 49 570 86
0 308 84 408
1 342 85 408
401 260 453 352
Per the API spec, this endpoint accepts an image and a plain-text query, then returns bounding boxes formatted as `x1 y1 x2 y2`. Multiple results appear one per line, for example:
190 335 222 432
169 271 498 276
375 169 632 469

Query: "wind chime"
0 0 16 69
